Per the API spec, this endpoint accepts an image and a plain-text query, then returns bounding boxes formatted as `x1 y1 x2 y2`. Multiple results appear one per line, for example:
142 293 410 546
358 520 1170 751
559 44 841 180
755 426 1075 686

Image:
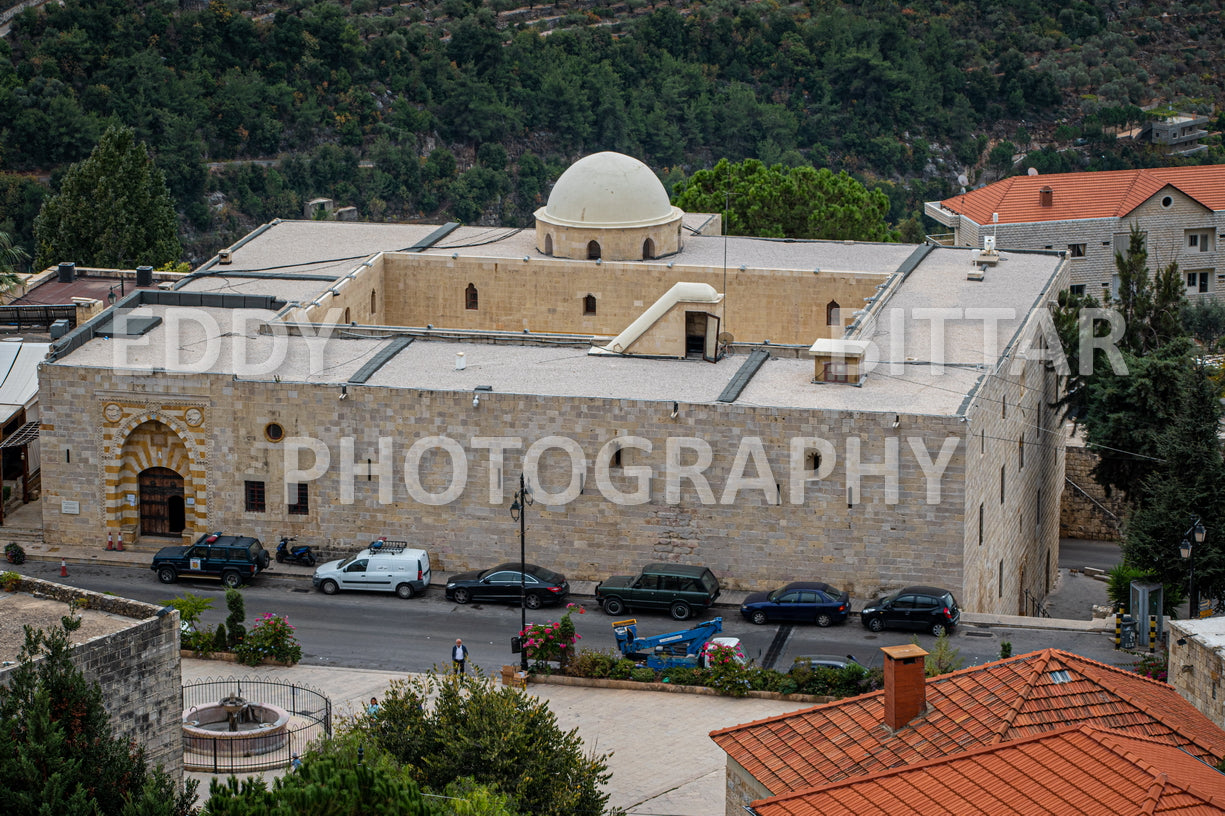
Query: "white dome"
539 152 678 228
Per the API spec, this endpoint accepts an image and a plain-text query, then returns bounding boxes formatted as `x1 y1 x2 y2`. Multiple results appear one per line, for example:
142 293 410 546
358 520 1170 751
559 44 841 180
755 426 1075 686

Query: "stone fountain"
182 684 291 767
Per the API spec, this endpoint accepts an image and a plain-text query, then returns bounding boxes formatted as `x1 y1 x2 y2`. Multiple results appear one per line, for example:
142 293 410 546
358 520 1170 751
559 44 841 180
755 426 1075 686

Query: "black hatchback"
860 586 961 636
444 563 569 610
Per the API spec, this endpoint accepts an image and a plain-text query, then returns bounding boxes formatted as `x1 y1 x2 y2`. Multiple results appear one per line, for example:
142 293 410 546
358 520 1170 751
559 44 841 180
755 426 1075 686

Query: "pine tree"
33 125 181 270
0 624 197 816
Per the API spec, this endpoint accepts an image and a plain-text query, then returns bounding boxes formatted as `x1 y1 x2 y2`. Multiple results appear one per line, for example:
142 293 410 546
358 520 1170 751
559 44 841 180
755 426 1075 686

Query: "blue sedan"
740 581 850 627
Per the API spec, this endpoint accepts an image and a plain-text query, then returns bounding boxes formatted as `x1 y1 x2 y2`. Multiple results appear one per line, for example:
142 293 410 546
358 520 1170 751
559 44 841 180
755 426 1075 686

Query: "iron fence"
181 675 332 774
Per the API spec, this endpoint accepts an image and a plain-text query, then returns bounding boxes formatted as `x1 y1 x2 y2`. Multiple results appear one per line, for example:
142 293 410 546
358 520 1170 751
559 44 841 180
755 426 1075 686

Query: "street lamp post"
1180 517 1207 619
509 473 532 672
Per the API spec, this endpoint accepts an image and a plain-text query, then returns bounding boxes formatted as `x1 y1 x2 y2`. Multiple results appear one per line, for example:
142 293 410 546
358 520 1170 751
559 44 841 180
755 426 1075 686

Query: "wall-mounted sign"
126 494 136 506
185 497 196 506
61 500 80 515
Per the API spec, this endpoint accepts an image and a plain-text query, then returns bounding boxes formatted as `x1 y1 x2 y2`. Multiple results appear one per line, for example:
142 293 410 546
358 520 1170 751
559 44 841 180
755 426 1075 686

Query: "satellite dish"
957 174 969 186
1028 167 1039 176
718 332 735 344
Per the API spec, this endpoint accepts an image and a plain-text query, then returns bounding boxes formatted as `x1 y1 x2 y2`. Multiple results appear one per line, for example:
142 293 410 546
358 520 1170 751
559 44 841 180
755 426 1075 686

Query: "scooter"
276 536 316 567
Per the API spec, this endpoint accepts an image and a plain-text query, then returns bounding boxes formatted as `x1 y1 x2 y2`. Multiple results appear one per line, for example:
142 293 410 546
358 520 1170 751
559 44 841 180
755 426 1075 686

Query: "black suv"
151 532 270 588
860 586 960 636
596 563 721 621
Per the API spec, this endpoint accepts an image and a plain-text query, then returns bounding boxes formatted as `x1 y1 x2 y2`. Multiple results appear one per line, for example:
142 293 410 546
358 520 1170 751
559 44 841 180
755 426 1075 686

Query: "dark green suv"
151 532 270 588
596 563 721 621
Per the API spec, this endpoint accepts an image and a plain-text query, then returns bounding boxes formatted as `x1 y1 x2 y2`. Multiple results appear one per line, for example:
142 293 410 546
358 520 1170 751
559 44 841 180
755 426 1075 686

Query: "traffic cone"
106 532 114 551
60 559 68 577
117 532 124 552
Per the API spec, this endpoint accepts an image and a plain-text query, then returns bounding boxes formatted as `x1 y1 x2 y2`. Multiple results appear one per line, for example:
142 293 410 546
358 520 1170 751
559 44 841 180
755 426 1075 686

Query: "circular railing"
181 676 332 774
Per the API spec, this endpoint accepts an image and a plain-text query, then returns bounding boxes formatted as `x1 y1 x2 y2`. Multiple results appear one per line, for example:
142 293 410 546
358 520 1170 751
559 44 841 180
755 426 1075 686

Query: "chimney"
882 644 928 730
1039 186 1053 207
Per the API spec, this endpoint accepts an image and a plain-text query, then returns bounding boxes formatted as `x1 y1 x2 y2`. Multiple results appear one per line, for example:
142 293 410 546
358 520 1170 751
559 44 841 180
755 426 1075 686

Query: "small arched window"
544 234 553 256
370 289 377 315
465 283 478 310
343 307 351 324
583 294 597 315
643 238 656 259
826 300 841 326
587 240 601 260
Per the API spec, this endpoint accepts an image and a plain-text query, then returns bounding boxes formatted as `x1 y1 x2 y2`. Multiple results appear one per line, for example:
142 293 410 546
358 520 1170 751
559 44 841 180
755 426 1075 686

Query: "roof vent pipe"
58 262 76 283
455 352 466 371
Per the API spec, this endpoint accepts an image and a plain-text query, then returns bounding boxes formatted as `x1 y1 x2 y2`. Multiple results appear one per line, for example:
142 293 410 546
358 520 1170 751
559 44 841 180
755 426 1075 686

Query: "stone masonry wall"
1169 618 1225 731
41 362 994 607
726 757 774 816
0 576 182 778
1060 445 1126 541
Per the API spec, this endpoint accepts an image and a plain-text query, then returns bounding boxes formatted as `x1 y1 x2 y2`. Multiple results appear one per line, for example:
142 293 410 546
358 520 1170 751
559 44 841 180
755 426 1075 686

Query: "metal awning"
0 421 40 448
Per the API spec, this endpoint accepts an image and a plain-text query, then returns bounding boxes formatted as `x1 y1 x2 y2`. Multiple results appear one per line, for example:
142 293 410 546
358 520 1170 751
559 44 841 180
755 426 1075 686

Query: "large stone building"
39 152 1068 614
925 165 1225 300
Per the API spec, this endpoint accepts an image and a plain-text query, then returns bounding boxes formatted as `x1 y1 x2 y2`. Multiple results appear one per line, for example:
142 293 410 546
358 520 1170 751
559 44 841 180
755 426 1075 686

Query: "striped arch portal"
111 418 204 542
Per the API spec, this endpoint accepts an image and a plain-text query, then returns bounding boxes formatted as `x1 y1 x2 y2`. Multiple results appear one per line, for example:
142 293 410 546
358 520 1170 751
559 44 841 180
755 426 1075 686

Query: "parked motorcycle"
275 536 316 567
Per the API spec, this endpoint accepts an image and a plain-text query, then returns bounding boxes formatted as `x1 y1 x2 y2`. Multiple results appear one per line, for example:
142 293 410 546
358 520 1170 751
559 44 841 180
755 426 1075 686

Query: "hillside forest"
1 0 1224 265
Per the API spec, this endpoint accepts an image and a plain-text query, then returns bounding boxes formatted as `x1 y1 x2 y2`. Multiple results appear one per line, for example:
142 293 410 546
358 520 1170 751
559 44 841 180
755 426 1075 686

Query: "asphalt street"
16 554 1137 674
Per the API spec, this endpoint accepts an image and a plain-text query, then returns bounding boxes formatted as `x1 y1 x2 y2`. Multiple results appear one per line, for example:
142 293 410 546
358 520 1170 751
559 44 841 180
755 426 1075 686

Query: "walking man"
452 638 469 674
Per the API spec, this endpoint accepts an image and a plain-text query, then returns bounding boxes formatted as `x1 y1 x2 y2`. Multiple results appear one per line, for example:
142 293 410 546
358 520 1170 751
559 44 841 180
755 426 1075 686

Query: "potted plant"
4 542 25 565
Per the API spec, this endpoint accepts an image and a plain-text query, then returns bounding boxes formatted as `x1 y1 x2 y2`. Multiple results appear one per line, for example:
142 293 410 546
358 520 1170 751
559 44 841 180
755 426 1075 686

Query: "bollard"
1149 615 1157 652
1114 610 1122 650
106 532 114 551
117 532 124 552
60 559 68 577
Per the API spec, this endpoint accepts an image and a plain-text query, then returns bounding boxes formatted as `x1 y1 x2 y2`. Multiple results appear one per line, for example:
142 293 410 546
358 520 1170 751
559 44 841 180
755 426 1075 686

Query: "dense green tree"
0 230 28 291
1121 362 1225 613
34 125 181 268
358 671 612 816
672 158 898 241
0 623 197 816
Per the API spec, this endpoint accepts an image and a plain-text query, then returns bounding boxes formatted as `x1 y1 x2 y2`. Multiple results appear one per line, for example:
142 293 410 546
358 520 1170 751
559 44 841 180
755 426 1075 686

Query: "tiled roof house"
924 165 1225 301
712 645 1225 816
749 725 1225 816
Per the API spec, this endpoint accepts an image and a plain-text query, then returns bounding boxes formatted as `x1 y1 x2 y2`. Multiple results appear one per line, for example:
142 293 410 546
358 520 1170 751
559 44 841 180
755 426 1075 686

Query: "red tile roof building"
924 166 1225 300
750 726 1225 816
712 647 1225 815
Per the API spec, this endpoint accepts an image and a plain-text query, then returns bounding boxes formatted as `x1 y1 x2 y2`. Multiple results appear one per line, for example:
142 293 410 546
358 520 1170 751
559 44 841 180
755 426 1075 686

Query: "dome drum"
537 220 683 262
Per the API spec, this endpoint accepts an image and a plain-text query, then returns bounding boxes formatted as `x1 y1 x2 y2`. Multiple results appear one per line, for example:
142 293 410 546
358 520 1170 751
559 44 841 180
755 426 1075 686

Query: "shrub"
1135 651 1168 683
660 666 702 687
608 659 637 680
213 623 228 652
704 643 752 697
233 612 301 666
225 587 246 648
566 649 619 679
5 541 26 564
1 570 20 591
630 667 656 683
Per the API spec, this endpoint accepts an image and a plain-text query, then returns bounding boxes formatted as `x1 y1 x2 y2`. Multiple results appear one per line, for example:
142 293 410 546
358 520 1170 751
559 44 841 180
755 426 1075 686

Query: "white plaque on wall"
61 500 80 515
185 497 195 506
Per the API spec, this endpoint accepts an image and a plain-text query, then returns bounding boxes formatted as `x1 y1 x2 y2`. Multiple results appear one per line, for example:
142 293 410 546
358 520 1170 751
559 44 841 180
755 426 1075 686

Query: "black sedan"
444 563 569 610
740 581 850 627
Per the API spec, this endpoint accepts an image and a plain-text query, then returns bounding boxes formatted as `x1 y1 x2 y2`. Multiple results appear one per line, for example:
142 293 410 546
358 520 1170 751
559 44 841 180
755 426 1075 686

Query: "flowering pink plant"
234 611 302 666
519 602 585 669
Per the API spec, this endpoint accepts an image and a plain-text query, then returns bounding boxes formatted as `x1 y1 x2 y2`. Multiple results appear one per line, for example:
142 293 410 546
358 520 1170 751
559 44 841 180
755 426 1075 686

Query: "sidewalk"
181 657 809 815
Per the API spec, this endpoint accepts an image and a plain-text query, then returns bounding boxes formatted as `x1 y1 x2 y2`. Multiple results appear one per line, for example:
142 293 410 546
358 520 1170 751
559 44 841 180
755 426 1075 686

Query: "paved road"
16 560 1137 673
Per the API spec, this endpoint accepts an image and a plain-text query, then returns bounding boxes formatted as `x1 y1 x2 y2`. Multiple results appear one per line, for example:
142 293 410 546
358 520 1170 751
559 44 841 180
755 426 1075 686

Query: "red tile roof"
750 725 1225 816
936 165 1225 225
711 649 1225 796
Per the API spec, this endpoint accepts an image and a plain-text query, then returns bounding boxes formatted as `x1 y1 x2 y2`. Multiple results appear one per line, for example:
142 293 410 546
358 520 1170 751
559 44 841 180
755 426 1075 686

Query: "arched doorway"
587 241 601 260
139 467 185 537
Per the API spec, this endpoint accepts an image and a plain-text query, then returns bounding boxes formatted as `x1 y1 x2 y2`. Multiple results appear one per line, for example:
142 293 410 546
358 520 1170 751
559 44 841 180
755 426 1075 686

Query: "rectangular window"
1018 435 1025 469
244 480 266 513
999 560 1004 598
1000 465 1006 504
287 483 309 515
978 504 984 546
1069 284 1085 296
1190 234 1199 248
1068 243 1086 258
823 362 852 384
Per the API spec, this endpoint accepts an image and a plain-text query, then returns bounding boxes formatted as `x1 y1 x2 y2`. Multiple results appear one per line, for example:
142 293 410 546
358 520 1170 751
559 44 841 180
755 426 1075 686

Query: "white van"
312 539 432 599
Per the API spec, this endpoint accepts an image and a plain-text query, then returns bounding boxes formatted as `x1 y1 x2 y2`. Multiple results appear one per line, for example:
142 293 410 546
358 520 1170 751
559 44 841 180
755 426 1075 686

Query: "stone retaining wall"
0 576 183 778
1060 446 1126 541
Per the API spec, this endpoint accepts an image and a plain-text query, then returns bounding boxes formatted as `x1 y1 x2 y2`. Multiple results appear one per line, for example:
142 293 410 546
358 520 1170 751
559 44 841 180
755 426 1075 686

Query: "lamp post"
1180 517 1207 619
509 473 532 672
